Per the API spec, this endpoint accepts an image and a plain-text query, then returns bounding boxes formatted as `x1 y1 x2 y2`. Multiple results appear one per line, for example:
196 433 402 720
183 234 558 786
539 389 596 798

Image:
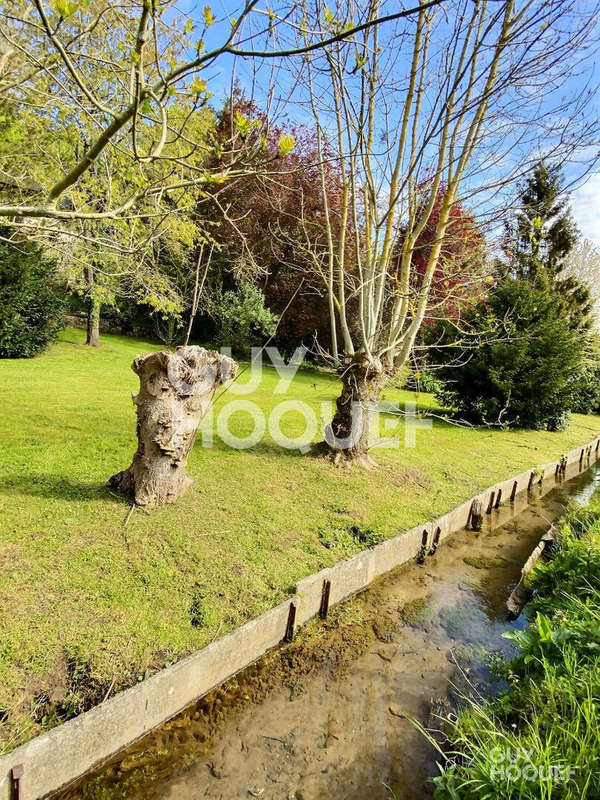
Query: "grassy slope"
1 328 600 751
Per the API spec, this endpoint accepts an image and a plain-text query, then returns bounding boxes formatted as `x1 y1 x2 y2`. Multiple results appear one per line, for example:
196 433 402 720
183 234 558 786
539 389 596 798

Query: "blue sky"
177 1 600 244
572 174 600 245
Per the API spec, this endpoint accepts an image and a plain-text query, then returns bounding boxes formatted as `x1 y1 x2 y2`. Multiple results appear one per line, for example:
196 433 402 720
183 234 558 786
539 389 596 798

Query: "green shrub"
403 367 443 394
0 230 66 358
214 282 277 357
428 278 585 430
569 345 600 415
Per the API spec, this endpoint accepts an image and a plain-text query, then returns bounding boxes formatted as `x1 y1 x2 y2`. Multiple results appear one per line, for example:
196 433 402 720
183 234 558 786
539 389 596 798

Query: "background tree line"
2 0 600 451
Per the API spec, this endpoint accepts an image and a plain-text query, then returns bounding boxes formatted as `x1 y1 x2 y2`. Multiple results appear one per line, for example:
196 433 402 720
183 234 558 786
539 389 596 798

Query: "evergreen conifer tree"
503 162 592 330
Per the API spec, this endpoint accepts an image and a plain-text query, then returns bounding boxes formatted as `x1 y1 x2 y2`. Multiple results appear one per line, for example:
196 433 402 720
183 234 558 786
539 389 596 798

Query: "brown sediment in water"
56 463 600 800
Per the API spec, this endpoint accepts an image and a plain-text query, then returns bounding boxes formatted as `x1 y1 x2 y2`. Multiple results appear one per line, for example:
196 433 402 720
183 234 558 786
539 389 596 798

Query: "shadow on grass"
198 438 311 458
0 473 128 503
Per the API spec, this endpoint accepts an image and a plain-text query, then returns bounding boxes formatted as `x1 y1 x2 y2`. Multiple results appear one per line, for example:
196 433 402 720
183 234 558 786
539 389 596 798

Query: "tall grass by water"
428 497 600 799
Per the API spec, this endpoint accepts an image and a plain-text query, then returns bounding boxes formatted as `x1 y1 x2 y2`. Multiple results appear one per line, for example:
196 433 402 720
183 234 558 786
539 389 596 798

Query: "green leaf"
277 133 296 157
184 18 194 34
54 0 78 17
190 78 207 95
324 5 334 24
203 6 215 27
536 612 553 643
234 111 254 137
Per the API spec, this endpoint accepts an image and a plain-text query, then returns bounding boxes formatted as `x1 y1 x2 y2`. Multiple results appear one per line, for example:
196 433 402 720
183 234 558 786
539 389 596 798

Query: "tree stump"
109 346 236 506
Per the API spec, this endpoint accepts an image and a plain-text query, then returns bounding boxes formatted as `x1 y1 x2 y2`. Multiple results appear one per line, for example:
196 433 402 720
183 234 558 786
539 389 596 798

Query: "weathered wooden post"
417 529 429 563
429 527 441 555
109 346 237 506
470 499 484 531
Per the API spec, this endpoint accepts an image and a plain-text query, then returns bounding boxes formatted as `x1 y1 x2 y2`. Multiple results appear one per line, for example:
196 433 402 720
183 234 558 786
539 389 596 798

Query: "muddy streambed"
57 460 600 800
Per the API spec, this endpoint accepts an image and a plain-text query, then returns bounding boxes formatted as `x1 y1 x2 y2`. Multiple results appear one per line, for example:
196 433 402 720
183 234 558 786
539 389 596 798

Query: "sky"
572 173 600 245
176 0 600 246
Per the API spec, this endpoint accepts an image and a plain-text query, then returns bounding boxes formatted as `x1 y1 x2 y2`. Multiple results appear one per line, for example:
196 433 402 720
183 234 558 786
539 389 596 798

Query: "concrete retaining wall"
1 437 598 800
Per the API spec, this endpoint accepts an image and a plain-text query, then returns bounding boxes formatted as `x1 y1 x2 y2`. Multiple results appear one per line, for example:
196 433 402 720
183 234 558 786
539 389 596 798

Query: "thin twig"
124 502 136 527
102 677 116 703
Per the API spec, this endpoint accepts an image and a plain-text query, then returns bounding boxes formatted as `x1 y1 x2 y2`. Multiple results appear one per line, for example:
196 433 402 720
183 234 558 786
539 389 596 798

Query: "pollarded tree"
1 1 453 507
502 161 593 330
295 0 600 465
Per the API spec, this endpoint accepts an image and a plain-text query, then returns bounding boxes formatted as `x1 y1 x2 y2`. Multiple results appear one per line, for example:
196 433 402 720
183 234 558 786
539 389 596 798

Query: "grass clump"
316 521 383 554
429 495 600 799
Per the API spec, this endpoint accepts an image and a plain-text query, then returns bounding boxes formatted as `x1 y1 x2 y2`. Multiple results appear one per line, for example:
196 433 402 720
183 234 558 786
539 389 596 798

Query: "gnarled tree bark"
323 354 388 468
109 346 236 506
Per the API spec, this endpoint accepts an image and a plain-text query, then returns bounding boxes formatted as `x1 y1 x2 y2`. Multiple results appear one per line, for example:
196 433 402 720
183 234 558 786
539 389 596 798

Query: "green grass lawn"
1 327 600 753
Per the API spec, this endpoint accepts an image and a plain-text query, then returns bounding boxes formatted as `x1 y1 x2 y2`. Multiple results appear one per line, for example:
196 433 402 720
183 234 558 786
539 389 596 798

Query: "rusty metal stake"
486 491 495 514
510 480 518 502
527 472 535 491
283 602 296 643
494 489 502 509
319 580 331 620
10 765 23 800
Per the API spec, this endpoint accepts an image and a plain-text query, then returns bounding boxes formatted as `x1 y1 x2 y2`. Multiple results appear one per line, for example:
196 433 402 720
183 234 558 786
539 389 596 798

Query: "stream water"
59 459 600 800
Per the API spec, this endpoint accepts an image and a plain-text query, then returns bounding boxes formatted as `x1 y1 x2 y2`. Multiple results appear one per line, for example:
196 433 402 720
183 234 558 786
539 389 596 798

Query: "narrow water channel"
59 460 600 800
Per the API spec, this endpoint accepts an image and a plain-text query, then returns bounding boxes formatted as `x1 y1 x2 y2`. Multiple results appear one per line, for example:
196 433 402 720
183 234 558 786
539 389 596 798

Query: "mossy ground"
2 328 600 752
463 555 510 569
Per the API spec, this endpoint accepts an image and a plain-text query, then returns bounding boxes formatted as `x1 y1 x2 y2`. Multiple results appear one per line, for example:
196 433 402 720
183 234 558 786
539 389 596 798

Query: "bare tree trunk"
184 244 212 347
109 346 237 506
323 354 387 468
85 264 100 346
86 297 100 347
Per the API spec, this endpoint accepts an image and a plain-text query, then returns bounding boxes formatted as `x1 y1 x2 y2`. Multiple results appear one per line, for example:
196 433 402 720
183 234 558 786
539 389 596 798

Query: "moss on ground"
463 555 511 569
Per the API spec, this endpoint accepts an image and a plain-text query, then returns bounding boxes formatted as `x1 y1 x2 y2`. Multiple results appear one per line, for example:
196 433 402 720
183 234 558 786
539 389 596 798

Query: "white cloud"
571 172 600 245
